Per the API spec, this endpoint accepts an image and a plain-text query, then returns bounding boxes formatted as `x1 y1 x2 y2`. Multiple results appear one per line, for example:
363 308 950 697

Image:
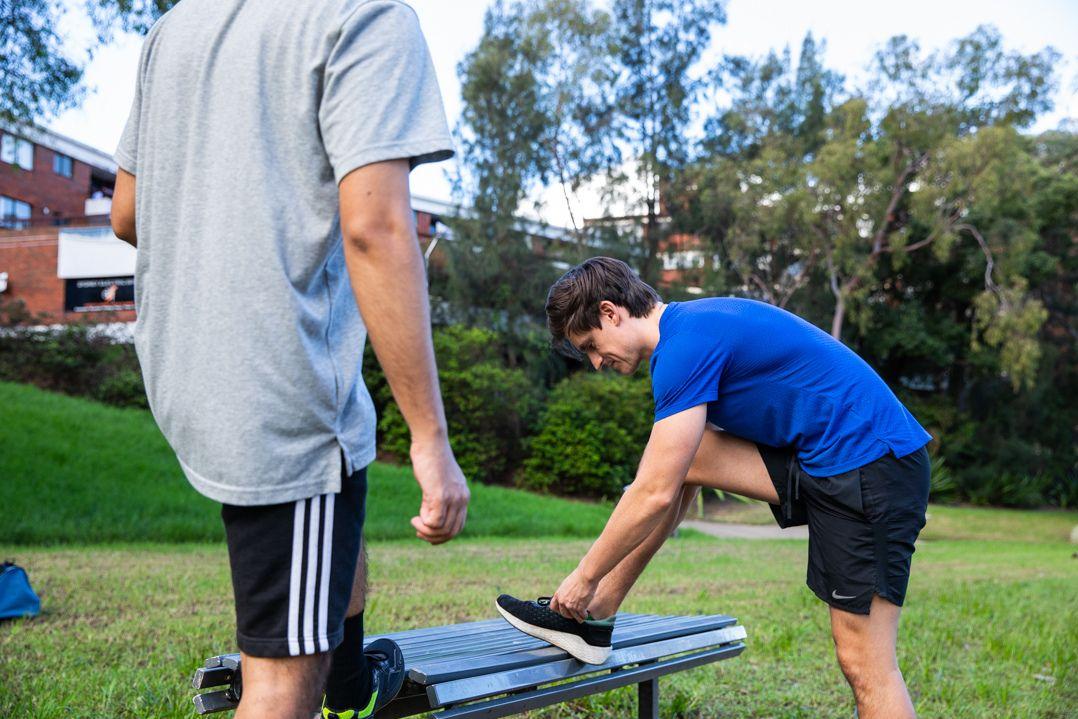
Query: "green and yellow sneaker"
321 638 405 719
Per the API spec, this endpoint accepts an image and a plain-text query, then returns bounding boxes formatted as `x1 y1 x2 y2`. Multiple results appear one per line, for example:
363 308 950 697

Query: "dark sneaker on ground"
321 638 405 719
495 594 614 664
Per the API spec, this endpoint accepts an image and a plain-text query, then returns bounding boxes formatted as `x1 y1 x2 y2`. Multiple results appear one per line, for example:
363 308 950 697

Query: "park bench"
190 611 747 718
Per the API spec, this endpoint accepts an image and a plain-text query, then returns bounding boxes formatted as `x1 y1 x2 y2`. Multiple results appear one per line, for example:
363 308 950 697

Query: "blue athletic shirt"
650 298 931 477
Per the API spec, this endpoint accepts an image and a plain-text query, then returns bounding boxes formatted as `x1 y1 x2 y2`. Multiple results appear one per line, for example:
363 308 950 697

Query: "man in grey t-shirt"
111 1 469 716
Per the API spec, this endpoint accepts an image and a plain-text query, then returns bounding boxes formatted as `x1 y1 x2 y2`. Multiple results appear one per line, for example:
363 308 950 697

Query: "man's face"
568 306 644 375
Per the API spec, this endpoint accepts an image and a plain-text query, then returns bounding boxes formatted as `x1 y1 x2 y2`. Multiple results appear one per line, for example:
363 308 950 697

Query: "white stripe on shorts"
287 499 306 656
317 493 335 652
303 496 321 654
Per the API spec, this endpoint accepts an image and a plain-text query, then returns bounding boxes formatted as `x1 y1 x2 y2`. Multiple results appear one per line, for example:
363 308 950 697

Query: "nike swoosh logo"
831 590 857 600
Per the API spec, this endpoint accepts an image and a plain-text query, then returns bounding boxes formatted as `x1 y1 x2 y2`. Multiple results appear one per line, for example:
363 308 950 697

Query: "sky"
48 0 1078 224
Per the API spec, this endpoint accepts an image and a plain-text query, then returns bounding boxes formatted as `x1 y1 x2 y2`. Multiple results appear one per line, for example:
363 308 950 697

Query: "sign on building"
64 276 135 313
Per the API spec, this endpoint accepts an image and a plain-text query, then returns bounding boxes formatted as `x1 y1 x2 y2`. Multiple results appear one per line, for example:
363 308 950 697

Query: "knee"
835 642 871 691
834 640 898 694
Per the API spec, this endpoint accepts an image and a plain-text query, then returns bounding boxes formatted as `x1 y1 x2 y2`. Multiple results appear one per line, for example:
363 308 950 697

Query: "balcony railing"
0 214 111 231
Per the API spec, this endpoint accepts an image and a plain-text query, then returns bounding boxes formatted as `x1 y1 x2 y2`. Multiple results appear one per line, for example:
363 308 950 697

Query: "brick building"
0 125 131 323
1 125 116 228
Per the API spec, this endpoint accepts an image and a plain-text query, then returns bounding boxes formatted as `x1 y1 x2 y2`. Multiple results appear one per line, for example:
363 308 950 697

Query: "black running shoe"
495 594 614 664
321 638 405 719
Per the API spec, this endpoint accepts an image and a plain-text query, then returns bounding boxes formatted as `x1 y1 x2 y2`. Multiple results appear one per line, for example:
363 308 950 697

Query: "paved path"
683 519 808 540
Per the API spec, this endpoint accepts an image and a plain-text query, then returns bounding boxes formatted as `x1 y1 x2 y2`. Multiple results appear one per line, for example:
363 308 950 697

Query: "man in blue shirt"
497 257 931 719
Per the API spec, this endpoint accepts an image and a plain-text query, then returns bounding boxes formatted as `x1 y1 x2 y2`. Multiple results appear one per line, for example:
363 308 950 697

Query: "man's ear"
598 300 620 326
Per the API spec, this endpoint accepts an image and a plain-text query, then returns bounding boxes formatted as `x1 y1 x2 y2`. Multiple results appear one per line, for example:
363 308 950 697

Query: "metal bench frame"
191 612 747 718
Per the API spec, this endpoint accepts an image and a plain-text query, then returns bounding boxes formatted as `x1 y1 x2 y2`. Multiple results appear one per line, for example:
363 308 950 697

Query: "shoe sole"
365 638 406 712
495 601 611 665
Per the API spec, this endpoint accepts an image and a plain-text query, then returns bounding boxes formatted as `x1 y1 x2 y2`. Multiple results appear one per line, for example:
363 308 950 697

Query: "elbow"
341 216 414 255
641 485 679 517
111 213 135 245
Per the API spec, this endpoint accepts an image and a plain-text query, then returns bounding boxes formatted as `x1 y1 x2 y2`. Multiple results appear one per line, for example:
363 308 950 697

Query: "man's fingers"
443 498 466 539
450 504 467 539
551 594 578 622
421 496 448 529
411 515 449 543
552 592 584 623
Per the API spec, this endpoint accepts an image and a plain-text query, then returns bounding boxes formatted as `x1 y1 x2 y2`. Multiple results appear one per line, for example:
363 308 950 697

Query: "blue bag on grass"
0 561 41 619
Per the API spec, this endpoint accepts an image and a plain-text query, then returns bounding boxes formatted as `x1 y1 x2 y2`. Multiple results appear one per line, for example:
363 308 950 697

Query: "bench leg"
638 677 659 719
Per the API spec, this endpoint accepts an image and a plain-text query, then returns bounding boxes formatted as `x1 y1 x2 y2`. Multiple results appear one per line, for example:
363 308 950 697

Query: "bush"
520 371 654 499
0 304 148 409
93 364 149 409
375 325 543 484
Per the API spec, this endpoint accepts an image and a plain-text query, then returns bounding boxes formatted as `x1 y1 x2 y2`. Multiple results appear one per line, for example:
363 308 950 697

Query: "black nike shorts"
757 444 930 615
220 462 367 657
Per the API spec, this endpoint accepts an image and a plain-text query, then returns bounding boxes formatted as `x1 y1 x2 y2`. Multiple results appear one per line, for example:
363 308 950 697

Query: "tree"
453 0 727 296
1 0 83 127
672 33 843 305
445 0 615 330
606 0 727 283
0 0 177 128
815 28 1056 381
679 26 1057 393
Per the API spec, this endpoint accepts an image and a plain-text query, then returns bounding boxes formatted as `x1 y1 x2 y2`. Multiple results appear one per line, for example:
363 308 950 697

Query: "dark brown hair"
545 257 661 354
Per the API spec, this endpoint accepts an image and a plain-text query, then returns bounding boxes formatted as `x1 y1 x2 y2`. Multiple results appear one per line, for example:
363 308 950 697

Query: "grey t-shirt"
115 0 453 505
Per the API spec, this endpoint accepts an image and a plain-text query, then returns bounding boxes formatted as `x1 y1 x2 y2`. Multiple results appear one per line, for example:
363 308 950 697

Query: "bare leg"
347 538 368 617
830 595 916 719
234 652 330 719
587 428 777 617
683 428 778 503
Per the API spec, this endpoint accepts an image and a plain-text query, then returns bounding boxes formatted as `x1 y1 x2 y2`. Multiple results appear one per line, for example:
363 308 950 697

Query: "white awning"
56 227 136 279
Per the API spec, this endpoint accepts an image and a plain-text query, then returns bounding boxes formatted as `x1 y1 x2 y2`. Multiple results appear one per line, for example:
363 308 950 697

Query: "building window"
53 153 73 178
0 196 32 229
0 134 34 171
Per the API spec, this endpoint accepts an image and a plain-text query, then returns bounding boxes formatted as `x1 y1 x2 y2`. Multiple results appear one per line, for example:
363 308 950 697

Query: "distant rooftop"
1 124 119 175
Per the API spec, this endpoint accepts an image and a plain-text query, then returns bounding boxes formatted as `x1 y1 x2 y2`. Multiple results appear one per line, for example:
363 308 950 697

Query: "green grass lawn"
2 381 1077 717
0 381 611 543
2 536 1075 718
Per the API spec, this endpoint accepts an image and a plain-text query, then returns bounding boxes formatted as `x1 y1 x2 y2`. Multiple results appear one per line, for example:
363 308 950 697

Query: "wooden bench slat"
409 614 737 684
191 665 233 690
432 642 746 719
369 619 508 646
429 625 748 706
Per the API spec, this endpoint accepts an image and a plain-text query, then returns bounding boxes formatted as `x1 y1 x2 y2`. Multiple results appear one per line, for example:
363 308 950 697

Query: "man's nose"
589 353 602 370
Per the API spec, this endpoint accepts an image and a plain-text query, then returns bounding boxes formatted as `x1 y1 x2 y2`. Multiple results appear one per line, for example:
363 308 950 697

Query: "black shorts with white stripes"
220 463 367 657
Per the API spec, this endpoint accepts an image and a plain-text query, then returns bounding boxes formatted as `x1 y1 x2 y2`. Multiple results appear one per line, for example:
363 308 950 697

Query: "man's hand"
550 567 598 623
409 438 470 544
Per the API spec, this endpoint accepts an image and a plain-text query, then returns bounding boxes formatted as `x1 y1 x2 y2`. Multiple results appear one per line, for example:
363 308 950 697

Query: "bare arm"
339 160 469 544
111 169 137 247
551 405 707 621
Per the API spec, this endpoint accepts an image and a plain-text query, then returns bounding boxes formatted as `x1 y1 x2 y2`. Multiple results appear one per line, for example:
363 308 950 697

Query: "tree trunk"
826 253 846 340
641 202 659 285
830 294 845 340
